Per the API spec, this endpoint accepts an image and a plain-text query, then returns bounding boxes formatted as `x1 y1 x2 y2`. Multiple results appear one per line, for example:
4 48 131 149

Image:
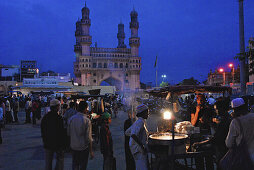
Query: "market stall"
146 85 232 170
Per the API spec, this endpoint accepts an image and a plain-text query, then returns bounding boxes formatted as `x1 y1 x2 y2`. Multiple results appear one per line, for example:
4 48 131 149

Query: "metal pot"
148 132 188 155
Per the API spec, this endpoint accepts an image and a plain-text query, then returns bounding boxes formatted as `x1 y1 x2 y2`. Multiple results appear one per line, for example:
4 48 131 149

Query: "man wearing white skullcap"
225 98 254 166
125 104 149 170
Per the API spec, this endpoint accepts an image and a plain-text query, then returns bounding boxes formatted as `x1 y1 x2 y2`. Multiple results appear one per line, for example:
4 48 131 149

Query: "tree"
140 82 146 89
160 81 169 87
180 77 200 85
202 80 208 85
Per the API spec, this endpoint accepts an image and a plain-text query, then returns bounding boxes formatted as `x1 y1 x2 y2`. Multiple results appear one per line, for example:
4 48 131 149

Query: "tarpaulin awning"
146 85 232 98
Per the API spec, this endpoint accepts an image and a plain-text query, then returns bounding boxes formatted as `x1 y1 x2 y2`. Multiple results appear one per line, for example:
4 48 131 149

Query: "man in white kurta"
125 104 149 170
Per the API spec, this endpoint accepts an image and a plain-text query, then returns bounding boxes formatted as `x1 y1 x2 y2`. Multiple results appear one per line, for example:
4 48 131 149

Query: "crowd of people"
0 95 28 144
39 94 121 170
1 92 254 170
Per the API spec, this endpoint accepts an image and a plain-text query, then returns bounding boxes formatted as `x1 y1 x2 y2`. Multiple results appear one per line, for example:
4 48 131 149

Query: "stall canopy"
31 91 54 95
70 94 107 100
146 85 232 98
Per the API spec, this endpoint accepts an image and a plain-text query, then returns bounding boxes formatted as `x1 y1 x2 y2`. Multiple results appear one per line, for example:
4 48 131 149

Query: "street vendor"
125 104 150 170
192 98 232 169
190 94 215 134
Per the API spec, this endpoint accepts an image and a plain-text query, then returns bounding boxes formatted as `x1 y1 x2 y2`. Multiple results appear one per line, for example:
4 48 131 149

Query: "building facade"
40 73 71 83
21 60 38 80
12 78 70 95
0 65 20 81
207 66 240 86
73 3 141 91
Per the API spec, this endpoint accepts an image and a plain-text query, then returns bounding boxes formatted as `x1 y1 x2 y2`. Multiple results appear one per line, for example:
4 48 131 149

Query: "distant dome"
130 9 138 16
82 6 90 12
82 2 89 12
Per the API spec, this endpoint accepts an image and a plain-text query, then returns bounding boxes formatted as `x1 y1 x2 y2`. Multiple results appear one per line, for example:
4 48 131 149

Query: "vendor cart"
146 85 232 170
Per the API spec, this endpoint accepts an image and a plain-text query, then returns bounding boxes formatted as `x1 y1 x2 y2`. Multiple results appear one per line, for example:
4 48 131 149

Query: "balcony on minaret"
75 30 82 36
129 38 140 47
74 45 82 52
81 19 91 26
75 21 82 35
80 36 92 44
130 22 139 29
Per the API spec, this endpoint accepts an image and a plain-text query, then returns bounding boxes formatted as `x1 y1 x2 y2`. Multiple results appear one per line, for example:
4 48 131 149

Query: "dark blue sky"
1 0 254 84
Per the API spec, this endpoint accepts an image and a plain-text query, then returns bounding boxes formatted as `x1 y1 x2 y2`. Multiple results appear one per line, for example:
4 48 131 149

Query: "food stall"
146 85 232 170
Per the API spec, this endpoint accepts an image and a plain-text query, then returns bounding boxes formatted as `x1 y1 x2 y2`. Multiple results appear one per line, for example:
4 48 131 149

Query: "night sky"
1 0 254 84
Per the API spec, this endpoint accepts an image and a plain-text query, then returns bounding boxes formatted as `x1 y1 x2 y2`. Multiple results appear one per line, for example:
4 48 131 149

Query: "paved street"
0 109 129 170
0 108 161 170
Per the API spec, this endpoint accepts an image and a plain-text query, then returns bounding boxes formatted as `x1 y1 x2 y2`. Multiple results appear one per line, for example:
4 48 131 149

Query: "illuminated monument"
73 2 141 91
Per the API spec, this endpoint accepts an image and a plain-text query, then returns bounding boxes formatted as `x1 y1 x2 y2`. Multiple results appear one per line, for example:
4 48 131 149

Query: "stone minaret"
74 19 82 59
129 8 140 57
74 2 92 85
117 22 127 48
80 2 92 55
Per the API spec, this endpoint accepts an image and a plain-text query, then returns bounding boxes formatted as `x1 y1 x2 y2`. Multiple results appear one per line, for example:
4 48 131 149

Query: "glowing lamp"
219 68 224 73
228 63 233 68
163 111 172 120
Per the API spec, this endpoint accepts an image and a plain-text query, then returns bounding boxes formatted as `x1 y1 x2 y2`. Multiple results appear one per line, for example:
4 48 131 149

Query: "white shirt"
226 113 254 163
5 100 11 112
125 117 148 155
68 112 92 151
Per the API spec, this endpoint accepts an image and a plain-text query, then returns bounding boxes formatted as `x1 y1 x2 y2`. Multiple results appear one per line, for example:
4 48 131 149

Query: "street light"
161 74 167 82
219 68 226 85
228 63 235 84
239 0 246 95
219 68 224 73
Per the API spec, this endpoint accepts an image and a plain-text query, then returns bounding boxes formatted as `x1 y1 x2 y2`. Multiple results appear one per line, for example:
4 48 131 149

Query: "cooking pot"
148 132 188 155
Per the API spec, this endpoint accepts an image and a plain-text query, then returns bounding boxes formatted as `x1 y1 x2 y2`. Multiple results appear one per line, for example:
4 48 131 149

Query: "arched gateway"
100 77 122 91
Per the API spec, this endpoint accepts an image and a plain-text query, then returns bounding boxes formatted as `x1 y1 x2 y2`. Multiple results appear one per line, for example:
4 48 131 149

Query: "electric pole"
239 0 247 95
